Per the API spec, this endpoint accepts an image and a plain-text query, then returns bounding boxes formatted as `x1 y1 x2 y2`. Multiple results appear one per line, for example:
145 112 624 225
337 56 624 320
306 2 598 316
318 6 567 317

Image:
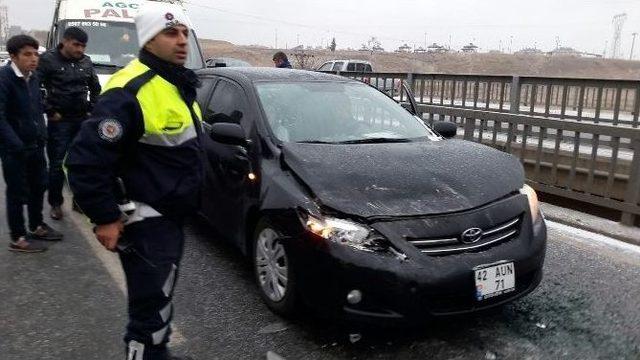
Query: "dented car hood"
281 139 524 218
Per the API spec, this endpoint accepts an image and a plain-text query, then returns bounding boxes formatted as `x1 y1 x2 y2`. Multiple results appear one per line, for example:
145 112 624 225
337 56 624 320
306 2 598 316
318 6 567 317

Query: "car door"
200 77 254 245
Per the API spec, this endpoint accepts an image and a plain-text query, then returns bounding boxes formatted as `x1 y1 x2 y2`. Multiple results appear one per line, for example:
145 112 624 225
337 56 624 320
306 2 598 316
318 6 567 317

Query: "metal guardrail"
325 70 640 226
328 71 640 127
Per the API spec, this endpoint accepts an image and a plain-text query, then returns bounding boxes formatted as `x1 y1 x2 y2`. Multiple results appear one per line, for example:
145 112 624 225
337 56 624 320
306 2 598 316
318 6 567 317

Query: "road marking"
546 220 640 257
68 210 186 346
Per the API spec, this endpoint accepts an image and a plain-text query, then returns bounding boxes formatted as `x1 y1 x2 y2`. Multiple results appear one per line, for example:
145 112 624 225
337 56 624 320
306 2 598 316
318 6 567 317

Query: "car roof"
324 59 372 64
196 67 360 84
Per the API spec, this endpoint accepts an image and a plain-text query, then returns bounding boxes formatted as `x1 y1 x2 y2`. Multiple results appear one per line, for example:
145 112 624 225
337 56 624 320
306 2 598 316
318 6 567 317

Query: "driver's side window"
206 79 250 133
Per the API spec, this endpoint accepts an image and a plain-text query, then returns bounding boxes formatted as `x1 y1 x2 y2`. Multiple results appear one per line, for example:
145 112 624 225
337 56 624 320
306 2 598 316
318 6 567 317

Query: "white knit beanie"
134 1 194 48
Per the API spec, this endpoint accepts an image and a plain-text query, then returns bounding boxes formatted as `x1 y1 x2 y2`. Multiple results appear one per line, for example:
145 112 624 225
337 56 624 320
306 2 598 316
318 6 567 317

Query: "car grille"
406 215 521 256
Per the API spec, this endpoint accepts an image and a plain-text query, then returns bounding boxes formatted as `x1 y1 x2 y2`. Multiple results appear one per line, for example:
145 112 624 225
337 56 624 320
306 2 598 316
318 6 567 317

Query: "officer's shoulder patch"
98 119 123 142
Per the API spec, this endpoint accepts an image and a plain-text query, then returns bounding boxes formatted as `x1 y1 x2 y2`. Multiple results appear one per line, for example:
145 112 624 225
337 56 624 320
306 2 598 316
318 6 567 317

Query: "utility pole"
631 32 638 60
0 0 9 45
611 13 627 59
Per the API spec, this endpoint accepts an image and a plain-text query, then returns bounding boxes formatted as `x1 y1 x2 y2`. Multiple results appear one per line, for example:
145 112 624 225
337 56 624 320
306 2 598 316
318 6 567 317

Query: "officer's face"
10 46 39 74
61 38 87 60
145 25 189 66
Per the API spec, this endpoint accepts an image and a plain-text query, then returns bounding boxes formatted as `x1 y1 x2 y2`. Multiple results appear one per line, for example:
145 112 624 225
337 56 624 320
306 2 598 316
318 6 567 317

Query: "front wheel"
253 218 298 316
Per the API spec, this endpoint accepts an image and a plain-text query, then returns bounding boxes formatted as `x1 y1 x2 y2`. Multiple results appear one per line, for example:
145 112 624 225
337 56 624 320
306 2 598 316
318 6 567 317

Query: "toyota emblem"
461 228 483 244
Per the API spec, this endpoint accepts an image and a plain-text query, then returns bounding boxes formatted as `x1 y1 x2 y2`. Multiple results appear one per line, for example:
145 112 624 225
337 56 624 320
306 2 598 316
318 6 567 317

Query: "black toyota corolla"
195 67 546 323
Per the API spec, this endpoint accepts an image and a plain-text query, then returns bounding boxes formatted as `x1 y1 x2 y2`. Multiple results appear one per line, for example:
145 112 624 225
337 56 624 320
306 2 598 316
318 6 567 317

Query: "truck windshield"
59 20 204 69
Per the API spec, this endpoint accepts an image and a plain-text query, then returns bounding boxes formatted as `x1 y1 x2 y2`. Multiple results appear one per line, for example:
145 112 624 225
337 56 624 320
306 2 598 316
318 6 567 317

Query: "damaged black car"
195 68 547 323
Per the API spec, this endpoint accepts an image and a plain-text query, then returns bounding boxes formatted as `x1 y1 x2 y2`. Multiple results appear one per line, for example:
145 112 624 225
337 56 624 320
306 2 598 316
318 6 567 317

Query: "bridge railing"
323 70 640 226
325 71 640 128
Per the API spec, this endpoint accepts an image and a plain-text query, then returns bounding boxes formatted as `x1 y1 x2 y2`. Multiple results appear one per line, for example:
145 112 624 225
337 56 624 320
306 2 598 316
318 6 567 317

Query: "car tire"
253 218 298 317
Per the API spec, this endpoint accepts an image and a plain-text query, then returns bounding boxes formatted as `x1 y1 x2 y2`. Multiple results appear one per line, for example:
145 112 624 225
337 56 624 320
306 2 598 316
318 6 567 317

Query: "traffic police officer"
65 3 202 359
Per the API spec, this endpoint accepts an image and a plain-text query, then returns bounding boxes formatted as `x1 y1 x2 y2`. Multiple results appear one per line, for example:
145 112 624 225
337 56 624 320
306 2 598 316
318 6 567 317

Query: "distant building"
396 43 412 53
546 47 602 58
8 25 22 38
461 43 479 53
414 47 427 53
427 43 448 53
581 52 603 58
548 47 581 57
515 47 544 55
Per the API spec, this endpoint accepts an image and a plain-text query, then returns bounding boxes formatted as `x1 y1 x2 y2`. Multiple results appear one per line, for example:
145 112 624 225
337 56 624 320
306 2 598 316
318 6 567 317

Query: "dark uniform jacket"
65 50 204 225
37 47 101 120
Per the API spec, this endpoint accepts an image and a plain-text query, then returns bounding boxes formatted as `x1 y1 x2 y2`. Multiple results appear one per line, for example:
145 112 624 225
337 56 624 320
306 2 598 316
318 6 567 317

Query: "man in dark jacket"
37 27 101 220
0 35 63 252
272 51 293 68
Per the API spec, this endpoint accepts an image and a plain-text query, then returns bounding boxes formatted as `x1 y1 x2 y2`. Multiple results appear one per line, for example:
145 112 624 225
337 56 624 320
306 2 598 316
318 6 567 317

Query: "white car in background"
317 59 400 96
317 59 373 72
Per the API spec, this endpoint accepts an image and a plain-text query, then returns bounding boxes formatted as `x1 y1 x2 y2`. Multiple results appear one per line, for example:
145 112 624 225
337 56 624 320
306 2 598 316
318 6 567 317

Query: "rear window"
364 64 373 72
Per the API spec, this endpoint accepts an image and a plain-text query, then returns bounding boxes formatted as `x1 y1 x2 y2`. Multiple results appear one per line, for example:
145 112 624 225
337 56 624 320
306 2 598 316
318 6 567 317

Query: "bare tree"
290 50 326 70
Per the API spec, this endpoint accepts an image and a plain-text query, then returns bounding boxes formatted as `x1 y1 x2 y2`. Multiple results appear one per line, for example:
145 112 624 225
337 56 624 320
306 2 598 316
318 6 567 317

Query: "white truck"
47 0 205 84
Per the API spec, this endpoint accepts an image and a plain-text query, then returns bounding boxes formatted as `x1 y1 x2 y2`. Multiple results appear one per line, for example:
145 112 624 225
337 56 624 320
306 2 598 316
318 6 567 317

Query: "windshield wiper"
336 137 412 144
295 140 338 144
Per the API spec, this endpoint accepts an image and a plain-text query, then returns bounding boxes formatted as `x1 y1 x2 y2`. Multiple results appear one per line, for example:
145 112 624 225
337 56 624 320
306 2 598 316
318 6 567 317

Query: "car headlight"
520 184 541 223
303 214 389 252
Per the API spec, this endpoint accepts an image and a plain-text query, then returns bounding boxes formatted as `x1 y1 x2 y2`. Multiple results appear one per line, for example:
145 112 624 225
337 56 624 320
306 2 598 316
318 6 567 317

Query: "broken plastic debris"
258 322 289 334
349 333 362 343
535 322 547 329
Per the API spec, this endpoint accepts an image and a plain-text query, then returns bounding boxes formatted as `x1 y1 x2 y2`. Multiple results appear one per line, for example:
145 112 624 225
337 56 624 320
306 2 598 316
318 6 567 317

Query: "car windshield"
255 81 439 143
59 20 204 69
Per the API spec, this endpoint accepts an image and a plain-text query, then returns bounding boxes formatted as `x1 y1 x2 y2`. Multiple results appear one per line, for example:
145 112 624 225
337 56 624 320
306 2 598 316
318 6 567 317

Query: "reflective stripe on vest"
103 59 202 147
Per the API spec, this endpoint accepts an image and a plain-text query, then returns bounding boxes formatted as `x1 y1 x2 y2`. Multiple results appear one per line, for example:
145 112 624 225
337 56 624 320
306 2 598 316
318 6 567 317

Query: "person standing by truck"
37 27 101 220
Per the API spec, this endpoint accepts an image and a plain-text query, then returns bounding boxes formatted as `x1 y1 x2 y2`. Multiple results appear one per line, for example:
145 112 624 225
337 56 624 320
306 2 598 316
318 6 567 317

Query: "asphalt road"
166 218 640 360
2 212 639 360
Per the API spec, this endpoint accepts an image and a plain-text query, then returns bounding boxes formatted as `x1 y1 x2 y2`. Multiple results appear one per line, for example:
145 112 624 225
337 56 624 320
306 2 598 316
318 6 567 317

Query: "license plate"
474 261 515 301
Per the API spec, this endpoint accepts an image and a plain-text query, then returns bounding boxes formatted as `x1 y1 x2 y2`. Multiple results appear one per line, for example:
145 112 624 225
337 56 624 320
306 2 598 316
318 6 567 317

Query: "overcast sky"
7 0 640 56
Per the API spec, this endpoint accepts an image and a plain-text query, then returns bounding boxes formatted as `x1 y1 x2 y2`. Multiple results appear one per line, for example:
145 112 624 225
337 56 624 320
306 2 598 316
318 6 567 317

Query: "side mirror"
432 121 457 139
210 123 247 146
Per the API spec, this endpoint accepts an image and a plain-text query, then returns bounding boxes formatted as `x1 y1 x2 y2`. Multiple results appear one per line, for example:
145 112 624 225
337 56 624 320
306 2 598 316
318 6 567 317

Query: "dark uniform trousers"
119 215 184 358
